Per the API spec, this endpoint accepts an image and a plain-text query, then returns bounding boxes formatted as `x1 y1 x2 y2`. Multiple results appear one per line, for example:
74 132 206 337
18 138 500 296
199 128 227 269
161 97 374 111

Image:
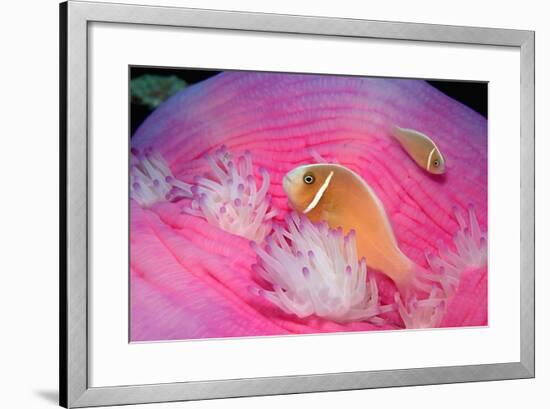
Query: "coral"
130 74 187 109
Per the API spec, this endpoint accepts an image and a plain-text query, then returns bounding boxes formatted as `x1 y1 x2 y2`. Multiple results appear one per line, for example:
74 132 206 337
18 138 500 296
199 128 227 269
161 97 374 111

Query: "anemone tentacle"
394 204 487 327
424 204 488 297
130 148 193 207
395 286 446 329
251 212 393 323
184 147 277 242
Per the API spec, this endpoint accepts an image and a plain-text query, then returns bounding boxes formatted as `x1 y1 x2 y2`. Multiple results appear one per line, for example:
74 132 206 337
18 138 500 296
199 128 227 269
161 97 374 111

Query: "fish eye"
303 174 315 184
433 160 439 167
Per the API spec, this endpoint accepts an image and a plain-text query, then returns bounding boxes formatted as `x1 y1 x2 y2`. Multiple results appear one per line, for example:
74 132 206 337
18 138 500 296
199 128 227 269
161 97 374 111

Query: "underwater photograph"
129 67 488 342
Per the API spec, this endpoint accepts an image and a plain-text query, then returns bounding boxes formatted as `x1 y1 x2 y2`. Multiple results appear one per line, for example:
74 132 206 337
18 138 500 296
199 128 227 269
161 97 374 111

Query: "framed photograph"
60 1 535 407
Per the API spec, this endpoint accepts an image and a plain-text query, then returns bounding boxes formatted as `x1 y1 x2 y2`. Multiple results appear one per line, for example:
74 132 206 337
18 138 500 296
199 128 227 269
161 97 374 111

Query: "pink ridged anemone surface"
130 71 487 341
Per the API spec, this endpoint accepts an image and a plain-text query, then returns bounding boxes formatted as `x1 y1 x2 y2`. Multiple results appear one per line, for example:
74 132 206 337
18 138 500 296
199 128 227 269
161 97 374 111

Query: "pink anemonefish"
283 163 426 294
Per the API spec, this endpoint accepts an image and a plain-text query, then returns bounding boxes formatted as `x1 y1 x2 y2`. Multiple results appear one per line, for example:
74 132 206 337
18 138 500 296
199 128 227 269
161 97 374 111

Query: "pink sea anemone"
130 71 488 341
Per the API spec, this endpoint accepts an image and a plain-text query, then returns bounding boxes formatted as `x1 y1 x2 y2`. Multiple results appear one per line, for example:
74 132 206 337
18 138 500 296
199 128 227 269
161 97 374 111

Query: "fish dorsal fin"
392 126 433 149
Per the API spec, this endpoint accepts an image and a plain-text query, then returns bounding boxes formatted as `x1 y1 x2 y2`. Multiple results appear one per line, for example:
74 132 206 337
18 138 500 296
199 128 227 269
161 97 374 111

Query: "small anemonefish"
283 163 419 292
392 126 446 174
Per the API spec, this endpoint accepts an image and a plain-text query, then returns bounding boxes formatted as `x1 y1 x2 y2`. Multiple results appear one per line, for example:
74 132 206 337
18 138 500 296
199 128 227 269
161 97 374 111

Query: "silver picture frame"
60 1 535 407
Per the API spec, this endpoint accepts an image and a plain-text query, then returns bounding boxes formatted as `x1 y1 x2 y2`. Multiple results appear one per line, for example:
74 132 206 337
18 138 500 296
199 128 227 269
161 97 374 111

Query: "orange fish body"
392 126 446 174
283 164 416 290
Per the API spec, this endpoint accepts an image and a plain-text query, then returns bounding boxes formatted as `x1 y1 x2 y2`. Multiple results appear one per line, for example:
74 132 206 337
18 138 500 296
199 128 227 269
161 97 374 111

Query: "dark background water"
130 67 488 136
